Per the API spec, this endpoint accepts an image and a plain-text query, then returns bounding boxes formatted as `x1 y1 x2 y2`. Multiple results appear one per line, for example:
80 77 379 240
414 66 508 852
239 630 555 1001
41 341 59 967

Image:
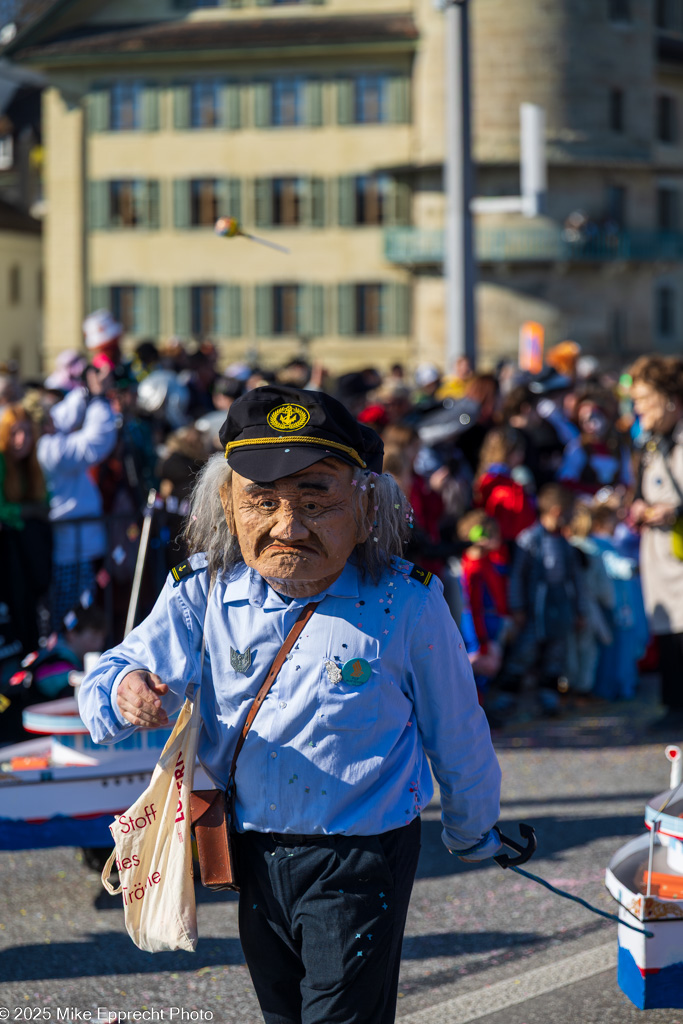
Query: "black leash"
494 824 654 939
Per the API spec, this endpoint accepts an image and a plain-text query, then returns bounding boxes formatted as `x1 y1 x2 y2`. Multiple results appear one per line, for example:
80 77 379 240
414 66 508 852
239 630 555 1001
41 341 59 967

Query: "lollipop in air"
215 216 290 254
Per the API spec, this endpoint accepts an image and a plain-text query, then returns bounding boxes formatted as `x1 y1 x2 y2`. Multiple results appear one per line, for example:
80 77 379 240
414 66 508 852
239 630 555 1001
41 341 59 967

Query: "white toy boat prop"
0 694 210 850
605 745 683 1009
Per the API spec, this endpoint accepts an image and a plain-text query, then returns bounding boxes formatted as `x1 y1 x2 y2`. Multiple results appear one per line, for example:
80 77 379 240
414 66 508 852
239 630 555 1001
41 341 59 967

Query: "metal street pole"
443 0 477 371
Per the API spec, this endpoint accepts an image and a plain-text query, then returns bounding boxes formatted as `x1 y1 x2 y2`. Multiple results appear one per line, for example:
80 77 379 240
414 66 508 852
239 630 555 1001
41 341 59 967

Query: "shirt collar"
221 559 359 607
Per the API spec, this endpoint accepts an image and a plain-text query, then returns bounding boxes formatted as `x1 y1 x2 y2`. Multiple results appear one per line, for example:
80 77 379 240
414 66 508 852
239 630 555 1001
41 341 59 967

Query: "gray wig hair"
183 452 412 582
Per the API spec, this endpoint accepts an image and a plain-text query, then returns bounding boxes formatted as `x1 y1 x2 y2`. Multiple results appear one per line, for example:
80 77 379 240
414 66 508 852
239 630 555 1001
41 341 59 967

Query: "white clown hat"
83 309 123 350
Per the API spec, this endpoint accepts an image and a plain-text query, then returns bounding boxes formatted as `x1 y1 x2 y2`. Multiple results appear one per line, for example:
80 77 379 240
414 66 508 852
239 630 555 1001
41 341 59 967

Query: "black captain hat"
219 385 384 482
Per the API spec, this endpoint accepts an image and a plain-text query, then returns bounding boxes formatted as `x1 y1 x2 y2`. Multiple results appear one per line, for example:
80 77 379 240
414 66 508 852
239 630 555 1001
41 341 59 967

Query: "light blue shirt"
78 555 501 854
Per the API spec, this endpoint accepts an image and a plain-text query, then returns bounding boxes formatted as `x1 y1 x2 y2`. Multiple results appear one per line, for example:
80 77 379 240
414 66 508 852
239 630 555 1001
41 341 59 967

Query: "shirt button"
270 803 277 810
271 751 277 759
279 701 287 709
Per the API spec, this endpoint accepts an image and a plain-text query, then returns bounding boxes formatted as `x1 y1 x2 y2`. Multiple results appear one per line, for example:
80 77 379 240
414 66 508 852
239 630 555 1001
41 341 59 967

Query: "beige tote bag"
100 692 202 952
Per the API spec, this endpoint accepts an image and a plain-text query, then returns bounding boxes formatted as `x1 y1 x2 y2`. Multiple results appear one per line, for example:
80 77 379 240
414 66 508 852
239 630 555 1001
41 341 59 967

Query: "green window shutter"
253 82 272 128
136 286 160 336
384 283 410 335
216 178 242 223
173 84 191 130
388 76 411 124
173 180 191 229
309 178 326 227
87 86 110 133
338 176 355 226
217 284 242 337
305 80 323 127
222 82 242 130
394 180 411 226
299 284 324 336
337 284 355 336
142 84 160 131
145 181 160 229
255 0 270 6
255 285 272 337
88 181 110 230
89 284 110 313
387 178 411 227
337 79 354 125
254 178 273 228
174 286 191 338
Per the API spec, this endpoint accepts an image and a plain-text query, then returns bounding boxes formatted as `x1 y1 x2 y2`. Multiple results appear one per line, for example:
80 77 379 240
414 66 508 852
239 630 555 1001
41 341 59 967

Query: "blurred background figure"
37 365 117 629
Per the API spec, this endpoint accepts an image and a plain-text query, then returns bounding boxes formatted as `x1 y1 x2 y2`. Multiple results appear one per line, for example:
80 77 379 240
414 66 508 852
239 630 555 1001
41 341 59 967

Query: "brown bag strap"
227 601 317 789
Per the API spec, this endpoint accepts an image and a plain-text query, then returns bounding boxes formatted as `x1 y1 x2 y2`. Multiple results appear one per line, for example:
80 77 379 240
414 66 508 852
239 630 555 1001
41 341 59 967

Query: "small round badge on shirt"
341 658 372 685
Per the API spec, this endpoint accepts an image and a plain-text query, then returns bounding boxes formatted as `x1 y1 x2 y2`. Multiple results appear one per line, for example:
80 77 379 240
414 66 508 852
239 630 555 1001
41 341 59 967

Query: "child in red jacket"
475 427 536 546
457 510 510 682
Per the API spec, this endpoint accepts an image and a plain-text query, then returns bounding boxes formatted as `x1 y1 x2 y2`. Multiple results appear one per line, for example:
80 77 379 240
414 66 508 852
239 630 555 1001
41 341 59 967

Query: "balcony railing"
384 226 683 266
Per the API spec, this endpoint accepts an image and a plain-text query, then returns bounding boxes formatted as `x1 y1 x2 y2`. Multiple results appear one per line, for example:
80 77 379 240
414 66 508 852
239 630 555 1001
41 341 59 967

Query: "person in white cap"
83 309 123 365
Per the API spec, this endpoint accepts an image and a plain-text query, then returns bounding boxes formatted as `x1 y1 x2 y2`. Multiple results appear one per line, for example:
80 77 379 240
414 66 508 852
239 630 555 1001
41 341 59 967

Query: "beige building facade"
0 198 42 376
6 0 683 373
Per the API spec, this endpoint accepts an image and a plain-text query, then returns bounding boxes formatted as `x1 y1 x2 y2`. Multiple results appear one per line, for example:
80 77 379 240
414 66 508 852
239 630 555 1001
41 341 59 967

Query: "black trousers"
658 632 683 711
235 818 421 1024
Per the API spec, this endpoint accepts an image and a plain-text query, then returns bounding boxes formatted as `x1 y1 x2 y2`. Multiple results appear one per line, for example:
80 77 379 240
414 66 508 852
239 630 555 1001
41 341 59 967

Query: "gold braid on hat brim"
224 434 367 469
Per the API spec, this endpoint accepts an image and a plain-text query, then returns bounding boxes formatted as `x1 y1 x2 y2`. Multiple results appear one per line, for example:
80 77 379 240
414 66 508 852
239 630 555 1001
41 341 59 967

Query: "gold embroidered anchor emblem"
267 403 310 432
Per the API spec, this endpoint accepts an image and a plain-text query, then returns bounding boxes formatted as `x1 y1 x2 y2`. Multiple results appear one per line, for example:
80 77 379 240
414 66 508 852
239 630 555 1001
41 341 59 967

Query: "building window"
173 0 219 7
273 284 300 334
339 74 409 126
608 0 631 21
609 88 624 132
656 284 677 337
110 181 150 228
273 178 303 225
110 82 143 131
355 284 383 334
354 175 392 225
657 187 680 231
111 286 137 333
191 179 220 226
606 184 626 225
8 265 20 306
272 78 305 127
191 79 221 128
355 76 388 124
191 285 218 337
657 95 678 143
656 0 683 29
0 135 13 171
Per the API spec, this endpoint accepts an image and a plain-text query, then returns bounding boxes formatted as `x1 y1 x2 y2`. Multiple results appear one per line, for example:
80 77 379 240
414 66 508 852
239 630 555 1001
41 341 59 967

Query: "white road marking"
399 941 617 1023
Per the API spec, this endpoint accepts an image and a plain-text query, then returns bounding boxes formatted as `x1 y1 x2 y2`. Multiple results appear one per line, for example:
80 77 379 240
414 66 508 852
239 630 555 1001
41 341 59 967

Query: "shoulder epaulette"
409 564 433 587
171 561 206 585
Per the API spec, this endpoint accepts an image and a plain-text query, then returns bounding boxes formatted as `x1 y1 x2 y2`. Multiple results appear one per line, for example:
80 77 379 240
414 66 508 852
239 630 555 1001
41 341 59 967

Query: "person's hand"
85 364 113 396
575 615 587 633
454 829 503 863
643 503 678 527
629 499 648 525
117 670 169 729
429 466 450 493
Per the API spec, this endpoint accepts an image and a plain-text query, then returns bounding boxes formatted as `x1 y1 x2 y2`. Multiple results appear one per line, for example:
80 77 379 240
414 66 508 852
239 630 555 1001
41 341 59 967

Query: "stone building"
4 0 683 372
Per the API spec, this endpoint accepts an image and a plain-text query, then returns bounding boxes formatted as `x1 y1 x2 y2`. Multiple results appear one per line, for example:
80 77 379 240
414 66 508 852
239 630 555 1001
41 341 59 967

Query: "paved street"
1 693 682 1024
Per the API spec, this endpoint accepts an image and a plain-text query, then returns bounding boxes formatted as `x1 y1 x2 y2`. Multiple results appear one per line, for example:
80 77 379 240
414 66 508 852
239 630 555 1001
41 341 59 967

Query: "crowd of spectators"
1 310 682 741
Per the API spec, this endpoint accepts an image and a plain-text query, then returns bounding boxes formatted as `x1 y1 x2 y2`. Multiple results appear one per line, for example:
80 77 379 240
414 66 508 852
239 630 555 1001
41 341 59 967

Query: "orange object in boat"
642 870 683 899
10 756 49 770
